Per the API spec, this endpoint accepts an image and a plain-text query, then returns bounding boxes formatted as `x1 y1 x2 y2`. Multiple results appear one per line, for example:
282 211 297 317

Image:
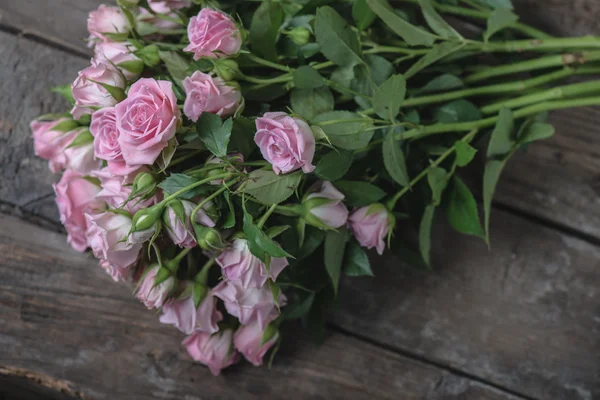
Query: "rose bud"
93 168 160 214
285 26 311 46
30 118 79 166
138 7 182 31
94 41 142 80
348 203 393 256
182 71 242 122
183 329 240 376
90 107 138 176
159 285 222 334
99 259 131 282
59 129 102 174
302 181 349 229
71 60 126 120
217 238 288 288
87 5 131 43
135 264 175 309
184 8 242 60
212 58 242 81
255 112 316 175
85 211 143 269
234 321 279 366
54 170 102 252
194 225 225 251
163 200 216 248
213 280 287 330
116 78 180 167
148 0 190 13
130 203 164 241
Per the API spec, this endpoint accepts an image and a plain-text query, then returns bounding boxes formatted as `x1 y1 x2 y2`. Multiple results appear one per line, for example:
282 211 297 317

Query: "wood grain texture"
333 210 600 400
0 213 522 400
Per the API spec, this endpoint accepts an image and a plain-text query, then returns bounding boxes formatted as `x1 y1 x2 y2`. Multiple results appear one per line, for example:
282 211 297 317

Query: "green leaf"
135 44 161 67
228 117 256 158
196 113 232 158
243 170 302 205
50 119 79 133
518 122 554 145
334 181 386 207
434 99 481 123
66 129 93 148
455 141 478 167
353 0 376 31
222 191 236 229
243 210 292 263
445 176 484 238
324 227 349 294
373 74 406 121
51 84 75 104
484 9 519 42
366 55 395 86
250 1 284 61
117 59 144 74
314 150 354 181
294 66 325 89
313 111 374 150
475 0 513 9
158 173 206 199
427 167 448 206
487 107 514 158
282 292 316 320
419 204 436 266
344 241 373 276
291 87 335 120
156 137 178 171
405 42 465 79
367 0 436 47
418 74 464 94
418 0 462 39
383 129 410 186
158 50 190 85
483 159 505 241
315 6 363 67
91 80 126 102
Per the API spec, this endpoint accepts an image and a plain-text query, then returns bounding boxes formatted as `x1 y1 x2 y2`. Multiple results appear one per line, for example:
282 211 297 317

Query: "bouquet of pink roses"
30 0 600 375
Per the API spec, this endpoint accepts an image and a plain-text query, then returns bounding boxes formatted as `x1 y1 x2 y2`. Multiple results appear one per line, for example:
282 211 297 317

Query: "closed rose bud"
234 321 279 366
159 286 222 334
285 26 311 46
164 200 215 248
195 225 225 251
130 203 164 239
116 78 180 167
303 181 349 229
92 168 160 213
184 9 242 60
87 5 131 43
85 211 142 269
212 58 242 81
348 203 392 256
30 118 79 164
71 60 126 120
53 170 102 252
217 238 288 288
213 280 286 330
59 130 101 174
255 112 315 175
182 71 242 122
136 265 175 309
148 0 190 13
94 41 141 80
183 329 240 376
129 171 158 200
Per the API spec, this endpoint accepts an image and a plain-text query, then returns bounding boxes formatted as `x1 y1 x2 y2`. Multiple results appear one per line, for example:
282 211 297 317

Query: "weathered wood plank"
0 213 522 400
334 210 600 400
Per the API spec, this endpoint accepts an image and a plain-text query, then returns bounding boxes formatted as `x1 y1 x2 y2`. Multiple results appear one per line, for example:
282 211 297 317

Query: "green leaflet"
315 6 363 67
250 0 284 61
367 0 436 47
243 170 302 205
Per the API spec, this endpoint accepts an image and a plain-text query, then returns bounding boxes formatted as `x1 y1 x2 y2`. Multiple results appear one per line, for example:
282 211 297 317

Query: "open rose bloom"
28 0 575 378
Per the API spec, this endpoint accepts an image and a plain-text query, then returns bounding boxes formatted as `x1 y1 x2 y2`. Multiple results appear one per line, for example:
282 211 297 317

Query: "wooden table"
0 1 598 399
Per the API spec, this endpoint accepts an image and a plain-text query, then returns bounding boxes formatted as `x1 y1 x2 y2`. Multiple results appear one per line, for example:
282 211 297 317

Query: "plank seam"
0 24 90 59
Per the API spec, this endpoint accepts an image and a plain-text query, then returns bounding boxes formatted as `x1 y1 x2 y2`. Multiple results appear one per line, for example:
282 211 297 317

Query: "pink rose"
217 239 288 288
93 168 160 213
71 60 126 120
116 78 180 167
87 5 131 43
255 112 316 175
164 200 216 248
184 9 242 60
30 118 78 163
182 71 242 121
304 181 349 229
99 259 131 282
234 322 279 366
139 8 181 31
348 204 391 255
213 280 286 330
85 212 142 269
94 41 141 80
183 330 240 376
148 0 190 13
53 170 102 252
159 289 222 334
90 107 138 176
136 265 175 309
60 132 102 174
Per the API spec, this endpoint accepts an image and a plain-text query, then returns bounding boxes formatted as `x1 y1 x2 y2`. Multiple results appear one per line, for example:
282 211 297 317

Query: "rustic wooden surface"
0 1 599 399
